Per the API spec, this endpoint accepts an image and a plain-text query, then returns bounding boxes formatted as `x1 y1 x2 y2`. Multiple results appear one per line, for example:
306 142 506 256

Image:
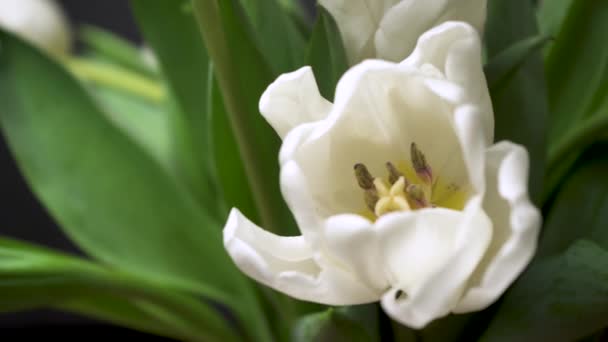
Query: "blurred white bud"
0 0 71 56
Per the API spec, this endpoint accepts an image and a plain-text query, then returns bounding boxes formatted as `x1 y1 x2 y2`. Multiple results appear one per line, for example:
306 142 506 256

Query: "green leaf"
192 0 297 235
484 0 549 204
85 84 172 168
543 2 608 201
480 240 608 342
0 29 245 303
538 145 608 258
543 104 608 203
418 313 474 342
293 308 374 342
545 1 608 143
80 25 157 78
484 35 551 90
0 237 238 341
538 0 576 36
209 71 260 223
237 0 306 73
130 0 222 217
305 7 348 100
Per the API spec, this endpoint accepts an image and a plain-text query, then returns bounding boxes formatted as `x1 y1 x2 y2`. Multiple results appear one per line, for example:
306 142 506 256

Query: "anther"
386 162 405 185
354 163 375 189
410 143 433 184
406 184 428 208
364 189 379 212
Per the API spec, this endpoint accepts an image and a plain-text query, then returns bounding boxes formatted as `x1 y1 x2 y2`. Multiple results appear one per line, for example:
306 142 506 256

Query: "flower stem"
190 0 281 234
190 2 290 341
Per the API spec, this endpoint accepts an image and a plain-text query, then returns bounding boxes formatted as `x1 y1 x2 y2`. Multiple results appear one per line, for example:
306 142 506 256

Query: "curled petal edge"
223 208 379 306
454 142 541 313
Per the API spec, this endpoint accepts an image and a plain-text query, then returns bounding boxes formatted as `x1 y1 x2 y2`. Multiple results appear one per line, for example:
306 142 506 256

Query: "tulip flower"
319 0 487 63
223 22 540 328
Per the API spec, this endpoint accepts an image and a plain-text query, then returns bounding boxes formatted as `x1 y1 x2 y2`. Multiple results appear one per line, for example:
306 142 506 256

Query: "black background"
0 0 312 338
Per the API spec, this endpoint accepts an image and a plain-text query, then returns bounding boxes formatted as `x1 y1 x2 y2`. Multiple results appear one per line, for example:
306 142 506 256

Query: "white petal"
324 214 388 292
259 66 332 139
454 142 541 313
453 105 488 195
0 0 71 56
318 0 400 63
223 209 378 305
404 22 493 143
376 0 487 62
375 0 449 62
379 197 492 328
279 161 325 244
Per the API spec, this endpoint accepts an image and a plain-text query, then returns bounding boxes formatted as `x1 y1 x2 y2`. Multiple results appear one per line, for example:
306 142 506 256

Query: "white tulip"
319 0 487 64
223 22 540 328
0 0 71 56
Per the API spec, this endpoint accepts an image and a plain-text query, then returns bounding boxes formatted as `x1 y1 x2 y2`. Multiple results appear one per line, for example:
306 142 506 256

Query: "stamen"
386 162 406 185
410 143 433 184
354 163 374 189
364 189 379 212
406 184 428 208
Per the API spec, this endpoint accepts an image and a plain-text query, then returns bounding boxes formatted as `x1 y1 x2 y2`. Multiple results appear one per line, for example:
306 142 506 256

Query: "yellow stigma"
373 177 411 216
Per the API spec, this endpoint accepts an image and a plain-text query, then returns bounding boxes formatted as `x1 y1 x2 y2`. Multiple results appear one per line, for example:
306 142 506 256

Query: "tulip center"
354 142 467 219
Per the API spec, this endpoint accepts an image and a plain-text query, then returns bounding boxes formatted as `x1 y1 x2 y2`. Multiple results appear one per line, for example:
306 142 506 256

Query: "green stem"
190 2 291 341
65 58 165 102
190 0 279 234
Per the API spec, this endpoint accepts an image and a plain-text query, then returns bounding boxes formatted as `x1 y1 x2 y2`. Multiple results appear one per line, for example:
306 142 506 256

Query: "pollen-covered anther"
355 163 380 211
406 184 429 209
354 163 375 189
386 162 406 185
411 142 433 184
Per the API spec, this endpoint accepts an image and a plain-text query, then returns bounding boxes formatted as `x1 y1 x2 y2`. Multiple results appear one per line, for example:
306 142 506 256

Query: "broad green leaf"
545 1 608 145
538 0 576 36
80 25 157 78
543 2 608 201
130 0 223 218
484 35 550 90
293 308 374 342
0 237 238 341
237 0 306 73
0 29 246 304
86 84 172 168
192 0 297 235
543 104 608 203
305 7 349 100
484 0 548 203
538 145 608 258
480 240 608 342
